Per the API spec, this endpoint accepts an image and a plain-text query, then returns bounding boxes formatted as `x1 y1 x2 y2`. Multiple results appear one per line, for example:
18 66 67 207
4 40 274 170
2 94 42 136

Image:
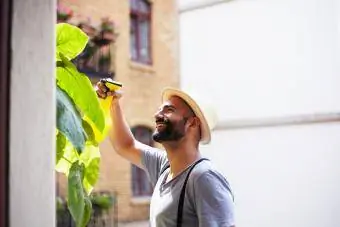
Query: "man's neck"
162 140 200 179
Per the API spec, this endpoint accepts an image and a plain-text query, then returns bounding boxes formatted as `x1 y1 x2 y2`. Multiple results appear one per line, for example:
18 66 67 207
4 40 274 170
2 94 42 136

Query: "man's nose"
154 110 164 120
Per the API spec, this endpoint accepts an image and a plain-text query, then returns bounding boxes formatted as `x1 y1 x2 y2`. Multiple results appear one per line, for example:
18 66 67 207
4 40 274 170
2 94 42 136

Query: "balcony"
72 21 116 81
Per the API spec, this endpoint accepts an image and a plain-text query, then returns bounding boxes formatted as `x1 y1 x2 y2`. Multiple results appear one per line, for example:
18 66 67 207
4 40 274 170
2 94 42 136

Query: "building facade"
56 0 180 222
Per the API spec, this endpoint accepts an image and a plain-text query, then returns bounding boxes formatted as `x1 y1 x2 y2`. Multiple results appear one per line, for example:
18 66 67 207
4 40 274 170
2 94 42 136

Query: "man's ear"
187 116 200 128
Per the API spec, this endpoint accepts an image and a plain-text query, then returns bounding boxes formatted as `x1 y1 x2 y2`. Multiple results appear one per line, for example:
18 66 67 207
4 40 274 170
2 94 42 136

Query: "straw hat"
161 87 218 144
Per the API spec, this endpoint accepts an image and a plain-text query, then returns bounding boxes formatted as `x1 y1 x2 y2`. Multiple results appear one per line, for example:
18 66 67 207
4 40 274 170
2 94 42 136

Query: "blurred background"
2 0 340 227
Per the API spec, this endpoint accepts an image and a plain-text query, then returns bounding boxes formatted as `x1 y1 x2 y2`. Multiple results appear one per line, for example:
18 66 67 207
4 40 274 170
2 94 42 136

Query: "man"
96 81 235 227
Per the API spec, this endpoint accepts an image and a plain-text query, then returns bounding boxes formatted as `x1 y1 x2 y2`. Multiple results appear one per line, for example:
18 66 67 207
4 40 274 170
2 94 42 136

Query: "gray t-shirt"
141 146 235 227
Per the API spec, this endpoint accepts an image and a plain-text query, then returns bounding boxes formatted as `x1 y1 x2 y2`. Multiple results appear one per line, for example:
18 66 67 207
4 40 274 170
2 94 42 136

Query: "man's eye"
165 108 175 113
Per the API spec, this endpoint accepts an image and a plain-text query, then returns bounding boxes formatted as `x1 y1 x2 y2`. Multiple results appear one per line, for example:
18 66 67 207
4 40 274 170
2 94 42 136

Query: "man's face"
152 96 193 143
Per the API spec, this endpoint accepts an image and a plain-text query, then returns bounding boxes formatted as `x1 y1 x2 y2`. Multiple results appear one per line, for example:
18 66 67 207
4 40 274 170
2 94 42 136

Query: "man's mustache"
155 116 170 124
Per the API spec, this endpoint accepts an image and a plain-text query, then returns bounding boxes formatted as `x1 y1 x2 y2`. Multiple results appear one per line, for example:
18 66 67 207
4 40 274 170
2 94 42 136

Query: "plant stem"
62 156 73 164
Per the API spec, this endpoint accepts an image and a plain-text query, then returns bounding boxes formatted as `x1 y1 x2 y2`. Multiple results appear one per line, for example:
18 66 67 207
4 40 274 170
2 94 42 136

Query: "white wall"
200 123 340 226
179 0 340 120
10 0 55 226
179 0 340 226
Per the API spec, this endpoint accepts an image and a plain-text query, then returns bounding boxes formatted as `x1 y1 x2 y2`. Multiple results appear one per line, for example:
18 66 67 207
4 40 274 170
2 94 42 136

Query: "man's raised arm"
96 81 147 169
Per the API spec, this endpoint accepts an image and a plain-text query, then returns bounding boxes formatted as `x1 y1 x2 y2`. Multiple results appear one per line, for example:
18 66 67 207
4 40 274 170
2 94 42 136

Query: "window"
130 0 152 64
131 126 153 196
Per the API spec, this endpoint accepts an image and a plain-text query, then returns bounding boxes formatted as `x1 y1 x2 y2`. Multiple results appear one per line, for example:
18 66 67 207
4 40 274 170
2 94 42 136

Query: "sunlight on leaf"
80 145 101 194
55 140 78 175
56 23 88 61
57 54 105 134
82 119 98 146
55 22 106 227
56 131 67 164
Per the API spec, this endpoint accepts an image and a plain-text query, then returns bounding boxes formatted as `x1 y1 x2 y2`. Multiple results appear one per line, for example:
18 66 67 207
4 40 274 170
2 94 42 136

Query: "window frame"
131 126 154 197
130 0 152 65
131 165 153 197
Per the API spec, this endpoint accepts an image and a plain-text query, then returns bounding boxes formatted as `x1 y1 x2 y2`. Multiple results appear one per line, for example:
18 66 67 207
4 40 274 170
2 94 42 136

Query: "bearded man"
96 80 235 227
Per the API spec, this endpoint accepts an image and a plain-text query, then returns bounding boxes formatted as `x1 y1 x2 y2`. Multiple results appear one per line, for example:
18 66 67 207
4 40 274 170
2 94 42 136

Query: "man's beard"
152 117 187 143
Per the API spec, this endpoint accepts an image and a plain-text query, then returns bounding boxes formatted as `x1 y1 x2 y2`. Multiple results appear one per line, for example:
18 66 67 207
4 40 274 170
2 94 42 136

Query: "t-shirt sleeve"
194 170 235 227
139 143 167 186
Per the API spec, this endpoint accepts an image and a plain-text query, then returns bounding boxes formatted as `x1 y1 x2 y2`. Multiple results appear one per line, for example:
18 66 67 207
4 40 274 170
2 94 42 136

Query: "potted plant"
78 18 97 39
94 17 117 46
57 2 73 23
90 193 115 216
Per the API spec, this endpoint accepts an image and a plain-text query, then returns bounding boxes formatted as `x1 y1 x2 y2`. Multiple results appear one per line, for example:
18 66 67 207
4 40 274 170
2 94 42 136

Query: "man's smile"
155 122 167 130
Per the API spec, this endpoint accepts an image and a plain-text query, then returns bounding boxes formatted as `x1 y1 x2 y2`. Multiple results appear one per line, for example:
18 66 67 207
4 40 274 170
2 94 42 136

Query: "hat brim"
162 87 211 144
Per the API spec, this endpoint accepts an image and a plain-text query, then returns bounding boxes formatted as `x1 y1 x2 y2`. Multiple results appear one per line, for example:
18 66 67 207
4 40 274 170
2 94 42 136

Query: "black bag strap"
160 163 170 176
177 158 209 227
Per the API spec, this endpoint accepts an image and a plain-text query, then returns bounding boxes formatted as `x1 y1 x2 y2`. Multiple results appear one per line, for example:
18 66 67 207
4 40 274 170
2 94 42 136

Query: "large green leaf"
55 140 78 175
57 54 105 133
68 162 90 227
56 131 67 164
82 119 98 146
56 23 88 61
81 196 92 227
83 116 106 144
80 145 101 194
56 86 86 153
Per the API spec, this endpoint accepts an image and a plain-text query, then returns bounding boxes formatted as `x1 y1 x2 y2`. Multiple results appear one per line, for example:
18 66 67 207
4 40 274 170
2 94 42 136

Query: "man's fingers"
106 91 114 97
107 90 122 98
97 89 122 100
96 89 107 99
96 78 123 100
97 82 108 92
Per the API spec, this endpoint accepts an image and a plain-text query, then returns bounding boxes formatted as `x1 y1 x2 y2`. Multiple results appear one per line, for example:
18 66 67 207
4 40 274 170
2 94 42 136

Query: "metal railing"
73 38 115 80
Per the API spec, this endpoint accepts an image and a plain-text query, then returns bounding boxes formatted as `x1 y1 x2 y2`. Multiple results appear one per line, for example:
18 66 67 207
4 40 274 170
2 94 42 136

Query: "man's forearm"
108 101 135 153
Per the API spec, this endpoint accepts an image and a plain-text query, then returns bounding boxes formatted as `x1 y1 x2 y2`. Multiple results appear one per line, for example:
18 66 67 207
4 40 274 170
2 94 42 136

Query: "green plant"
55 23 108 227
91 193 115 211
57 2 73 22
100 17 115 33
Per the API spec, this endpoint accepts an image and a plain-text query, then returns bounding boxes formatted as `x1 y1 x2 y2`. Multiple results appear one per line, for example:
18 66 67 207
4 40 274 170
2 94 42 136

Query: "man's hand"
95 79 144 169
95 79 122 101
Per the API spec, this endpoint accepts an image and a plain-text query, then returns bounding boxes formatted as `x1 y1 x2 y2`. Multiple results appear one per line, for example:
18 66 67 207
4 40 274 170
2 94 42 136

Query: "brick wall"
57 0 179 222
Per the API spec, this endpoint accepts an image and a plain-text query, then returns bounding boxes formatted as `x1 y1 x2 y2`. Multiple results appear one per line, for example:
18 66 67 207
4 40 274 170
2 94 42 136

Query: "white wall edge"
179 0 233 13
10 0 56 226
215 112 340 130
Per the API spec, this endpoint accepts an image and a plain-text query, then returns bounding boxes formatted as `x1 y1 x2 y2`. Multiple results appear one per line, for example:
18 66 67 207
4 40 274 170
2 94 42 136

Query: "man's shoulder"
189 159 232 189
147 147 168 171
139 144 167 168
139 143 164 154
189 159 221 179
186 159 234 201
140 144 167 160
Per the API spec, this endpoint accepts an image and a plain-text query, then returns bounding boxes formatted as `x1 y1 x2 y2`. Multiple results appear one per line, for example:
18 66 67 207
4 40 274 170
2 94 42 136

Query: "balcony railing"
73 37 115 80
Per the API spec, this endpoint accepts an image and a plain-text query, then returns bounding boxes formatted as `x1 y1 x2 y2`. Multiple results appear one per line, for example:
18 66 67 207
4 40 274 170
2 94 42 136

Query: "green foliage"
56 131 67 164
79 145 101 194
68 162 91 227
56 23 88 61
56 54 105 133
82 120 98 146
55 139 79 175
82 197 93 227
91 194 115 210
56 86 86 153
55 23 107 226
